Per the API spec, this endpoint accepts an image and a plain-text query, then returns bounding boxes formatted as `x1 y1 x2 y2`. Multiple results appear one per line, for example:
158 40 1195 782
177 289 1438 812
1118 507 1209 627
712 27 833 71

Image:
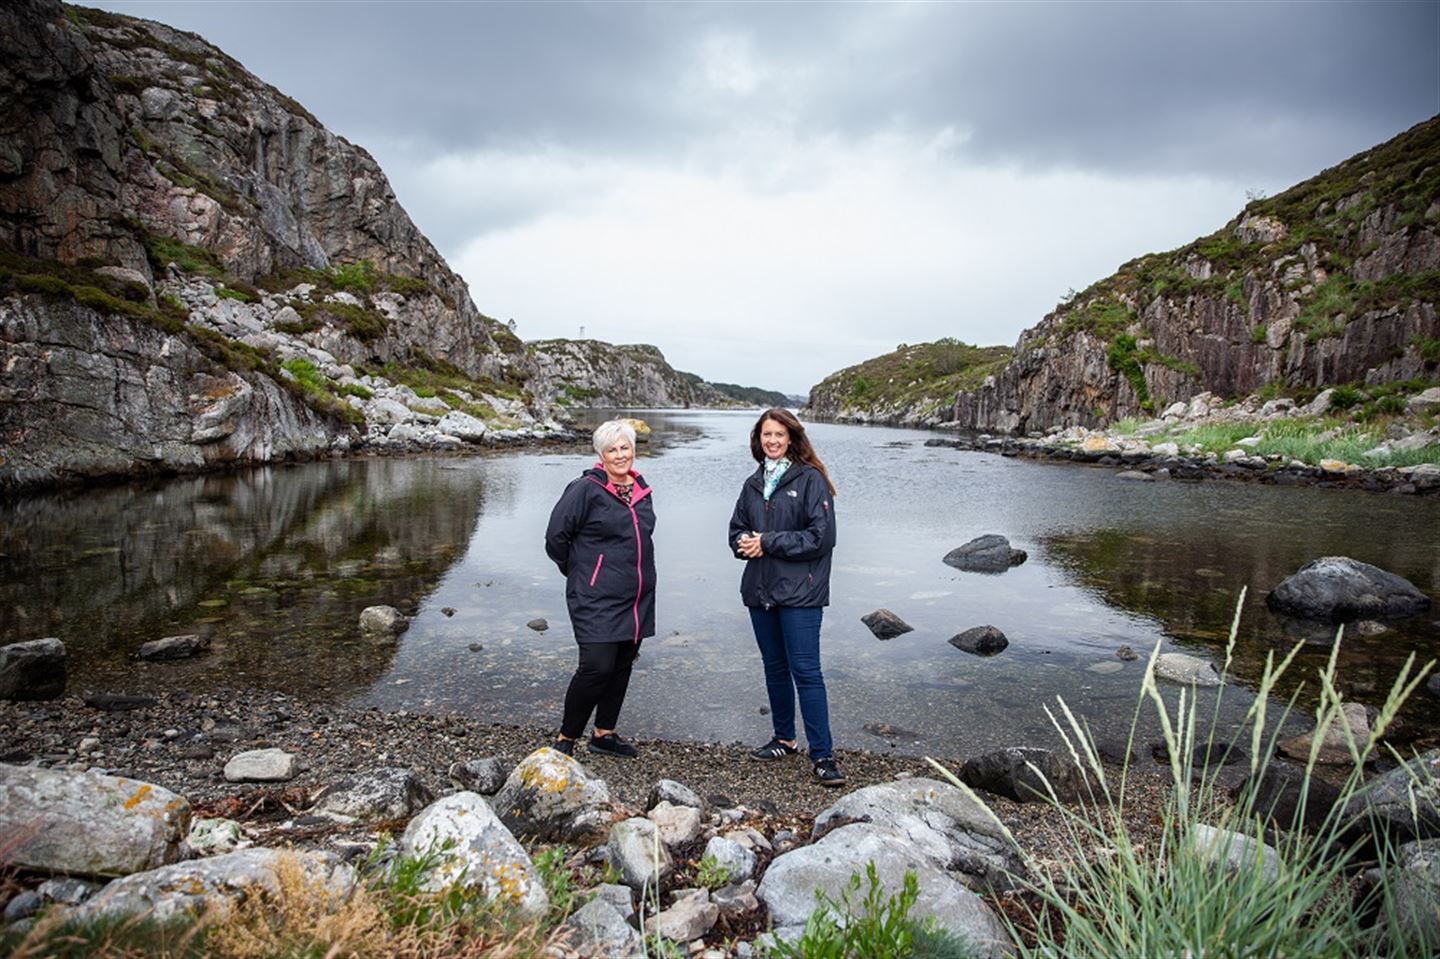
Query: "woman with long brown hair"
727 408 844 786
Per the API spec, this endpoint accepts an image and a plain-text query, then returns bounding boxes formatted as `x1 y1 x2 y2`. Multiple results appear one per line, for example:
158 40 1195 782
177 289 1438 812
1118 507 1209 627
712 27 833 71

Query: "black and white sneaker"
750 738 801 760
813 757 846 787
589 732 639 758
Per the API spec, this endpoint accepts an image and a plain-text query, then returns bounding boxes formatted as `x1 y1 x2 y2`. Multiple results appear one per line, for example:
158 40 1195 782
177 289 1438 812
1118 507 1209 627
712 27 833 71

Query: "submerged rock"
949 625 1009 656
1154 652 1222 687
358 605 410 638
942 535 1027 573
1266 556 1431 623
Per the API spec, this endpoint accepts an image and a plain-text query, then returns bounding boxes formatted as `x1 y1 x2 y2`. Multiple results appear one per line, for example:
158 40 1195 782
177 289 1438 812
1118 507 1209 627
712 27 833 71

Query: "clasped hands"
736 531 765 559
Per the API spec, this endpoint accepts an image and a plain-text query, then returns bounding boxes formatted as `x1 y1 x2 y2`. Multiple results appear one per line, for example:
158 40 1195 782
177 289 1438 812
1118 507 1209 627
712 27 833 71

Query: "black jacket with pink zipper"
545 466 657 644
728 462 835 608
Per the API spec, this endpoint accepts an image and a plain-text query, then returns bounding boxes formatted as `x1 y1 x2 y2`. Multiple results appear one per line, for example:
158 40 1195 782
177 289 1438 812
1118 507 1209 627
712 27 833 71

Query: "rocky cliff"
948 117 1440 433
526 339 741 410
804 339 1012 426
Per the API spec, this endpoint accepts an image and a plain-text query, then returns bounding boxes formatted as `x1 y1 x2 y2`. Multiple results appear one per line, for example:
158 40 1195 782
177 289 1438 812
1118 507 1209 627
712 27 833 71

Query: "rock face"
526 340 737 409
1266 556 1432 623
0 637 66 700
942 535 1028 573
0 764 190 878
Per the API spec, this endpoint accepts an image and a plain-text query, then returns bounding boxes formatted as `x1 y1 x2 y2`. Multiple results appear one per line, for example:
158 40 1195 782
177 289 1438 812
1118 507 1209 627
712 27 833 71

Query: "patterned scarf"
762 456 791 501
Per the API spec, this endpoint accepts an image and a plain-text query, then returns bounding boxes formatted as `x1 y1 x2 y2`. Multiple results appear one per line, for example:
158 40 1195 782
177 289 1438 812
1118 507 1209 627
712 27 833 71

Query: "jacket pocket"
589 554 605 587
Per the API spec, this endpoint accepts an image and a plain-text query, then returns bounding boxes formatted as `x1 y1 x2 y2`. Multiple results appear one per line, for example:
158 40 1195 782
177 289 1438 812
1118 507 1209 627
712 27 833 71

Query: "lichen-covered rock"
359 605 409 638
0 764 190 878
492 747 615 842
313 767 434 822
71 848 354 923
398 791 549 917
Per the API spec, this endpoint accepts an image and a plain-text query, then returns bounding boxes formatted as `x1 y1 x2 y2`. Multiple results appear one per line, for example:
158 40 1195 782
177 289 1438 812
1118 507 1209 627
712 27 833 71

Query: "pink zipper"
589 554 604 587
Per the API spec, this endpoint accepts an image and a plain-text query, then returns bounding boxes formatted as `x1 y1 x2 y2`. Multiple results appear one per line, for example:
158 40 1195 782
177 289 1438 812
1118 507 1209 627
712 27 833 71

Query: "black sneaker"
589 732 639 758
813 757 846 787
750 738 800 761
551 737 575 756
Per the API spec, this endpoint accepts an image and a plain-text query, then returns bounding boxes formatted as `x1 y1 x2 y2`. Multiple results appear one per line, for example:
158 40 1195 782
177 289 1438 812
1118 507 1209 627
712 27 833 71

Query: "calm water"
3 410 1438 758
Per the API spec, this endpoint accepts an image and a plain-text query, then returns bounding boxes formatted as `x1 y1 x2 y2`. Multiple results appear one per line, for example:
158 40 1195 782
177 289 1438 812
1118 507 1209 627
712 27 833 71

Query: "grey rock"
648 778 703 811
648 800 704 849
0 638 66 700
949 625 1009 656
1154 652 1222 687
1192 824 1279 882
313 767 434 821
1407 387 1440 414
861 608 914 639
1276 702 1371 766
1266 556 1431 623
757 823 1010 958
3 890 43 923
1343 749 1440 842
813 778 1023 891
1115 469 1154 481
398 791 549 917
526 618 549 632
712 879 759 916
1241 762 1341 832
702 835 757 884
607 817 673 893
942 534 1028 573
36 877 99 905
960 746 1091 805
559 897 644 958
223 748 296 783
1365 839 1440 951
493 747 614 842
358 605 409 637
436 410 489 442
72 848 354 923
449 757 510 795
136 634 209 661
0 764 190 878
644 889 718 942
185 817 247 855
592 881 635 922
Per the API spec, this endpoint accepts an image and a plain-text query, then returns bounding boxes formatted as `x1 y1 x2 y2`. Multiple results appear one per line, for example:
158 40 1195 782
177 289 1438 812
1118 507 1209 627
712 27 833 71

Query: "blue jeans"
749 606 832 760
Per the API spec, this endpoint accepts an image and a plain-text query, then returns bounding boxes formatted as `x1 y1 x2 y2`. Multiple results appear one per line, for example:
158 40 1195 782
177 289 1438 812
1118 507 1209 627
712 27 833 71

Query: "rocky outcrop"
525 339 740 410
946 117 1440 432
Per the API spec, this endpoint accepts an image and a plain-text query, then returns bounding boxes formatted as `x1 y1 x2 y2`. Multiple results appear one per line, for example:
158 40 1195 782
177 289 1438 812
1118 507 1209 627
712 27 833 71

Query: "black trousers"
560 640 640 738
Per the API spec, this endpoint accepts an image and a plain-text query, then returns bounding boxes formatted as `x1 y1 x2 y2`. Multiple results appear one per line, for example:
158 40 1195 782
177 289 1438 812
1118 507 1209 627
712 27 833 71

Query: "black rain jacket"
545 466 657 643
728 462 835 608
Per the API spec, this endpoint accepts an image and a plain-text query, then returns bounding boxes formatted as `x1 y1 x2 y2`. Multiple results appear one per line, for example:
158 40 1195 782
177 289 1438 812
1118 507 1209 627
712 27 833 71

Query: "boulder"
398 791 549 917
959 746 1091 805
493 747 615 842
712 879 760 917
0 765 190 878
648 778 704 811
1154 652 1222 687
591 881 635 922
1266 557 1431 623
72 848 354 923
223 748 297 783
942 535 1027 573
648 801 704 849
1192 823 1279 882
757 823 1009 958
449 757 510 795
645 888 719 942
1407 387 1440 414
1365 839 1440 951
135 634 209 661
703 835 757 884
436 410 489 442
358 605 410 637
861 608 914 639
812 777 1023 891
1343 749 1440 842
607 816 673 892
1276 702 1372 766
949 625 1009 656
313 767 434 822
0 638 66 700
1240 762 1341 832
559 896 644 958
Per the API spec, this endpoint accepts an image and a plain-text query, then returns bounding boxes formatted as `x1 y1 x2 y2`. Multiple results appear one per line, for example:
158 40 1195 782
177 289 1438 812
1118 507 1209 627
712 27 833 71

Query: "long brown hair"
750 408 837 496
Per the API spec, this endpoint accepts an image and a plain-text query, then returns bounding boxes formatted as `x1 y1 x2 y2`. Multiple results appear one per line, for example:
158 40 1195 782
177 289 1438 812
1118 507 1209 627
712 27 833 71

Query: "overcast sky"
89 1 1438 395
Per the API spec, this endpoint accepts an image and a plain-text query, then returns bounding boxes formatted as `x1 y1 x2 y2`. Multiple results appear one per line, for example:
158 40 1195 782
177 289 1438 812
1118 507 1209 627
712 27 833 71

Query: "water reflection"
3 412 1437 758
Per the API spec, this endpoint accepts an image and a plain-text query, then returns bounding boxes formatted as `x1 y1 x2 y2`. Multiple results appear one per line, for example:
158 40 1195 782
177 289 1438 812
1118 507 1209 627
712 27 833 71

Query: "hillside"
525 339 745 409
951 116 1440 432
803 339 1013 426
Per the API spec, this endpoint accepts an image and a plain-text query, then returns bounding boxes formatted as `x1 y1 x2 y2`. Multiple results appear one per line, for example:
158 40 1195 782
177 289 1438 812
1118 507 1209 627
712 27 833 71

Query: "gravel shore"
0 689 1172 867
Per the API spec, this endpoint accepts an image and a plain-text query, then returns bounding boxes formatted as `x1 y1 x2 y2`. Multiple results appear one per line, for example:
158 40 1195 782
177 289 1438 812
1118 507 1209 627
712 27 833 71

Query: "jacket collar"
585 465 652 504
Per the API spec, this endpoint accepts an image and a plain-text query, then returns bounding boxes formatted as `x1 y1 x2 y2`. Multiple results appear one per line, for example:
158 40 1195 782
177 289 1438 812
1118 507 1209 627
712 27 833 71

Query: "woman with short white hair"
543 419 657 757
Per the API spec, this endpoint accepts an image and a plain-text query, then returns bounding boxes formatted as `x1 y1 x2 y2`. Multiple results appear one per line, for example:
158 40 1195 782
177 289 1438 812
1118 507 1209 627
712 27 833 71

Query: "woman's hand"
737 532 764 558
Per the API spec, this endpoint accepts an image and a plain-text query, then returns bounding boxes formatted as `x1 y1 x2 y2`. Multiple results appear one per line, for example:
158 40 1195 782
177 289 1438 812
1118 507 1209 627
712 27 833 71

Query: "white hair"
592 419 637 456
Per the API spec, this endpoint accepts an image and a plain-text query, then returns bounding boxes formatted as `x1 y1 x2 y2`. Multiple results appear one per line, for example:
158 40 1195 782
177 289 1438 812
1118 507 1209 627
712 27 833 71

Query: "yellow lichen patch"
517 761 572 795
123 783 153 810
